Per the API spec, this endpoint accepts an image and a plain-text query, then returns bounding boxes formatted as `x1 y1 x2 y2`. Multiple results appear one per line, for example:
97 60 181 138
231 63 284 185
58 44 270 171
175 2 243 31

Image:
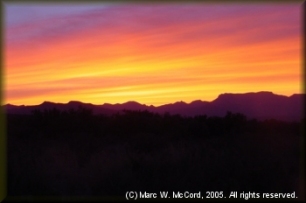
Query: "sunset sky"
4 2 303 106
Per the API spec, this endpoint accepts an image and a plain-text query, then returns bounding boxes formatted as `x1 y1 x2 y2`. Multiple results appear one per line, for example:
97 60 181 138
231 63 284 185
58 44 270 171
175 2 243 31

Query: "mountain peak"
216 91 276 100
41 101 55 105
189 100 208 106
290 93 304 97
219 91 274 97
256 91 274 94
123 101 141 105
4 91 303 121
4 103 17 107
173 101 187 105
67 101 84 105
190 100 202 104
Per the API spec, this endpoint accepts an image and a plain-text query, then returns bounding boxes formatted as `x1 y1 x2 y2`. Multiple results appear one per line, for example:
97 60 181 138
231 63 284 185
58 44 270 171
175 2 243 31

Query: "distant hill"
3 101 115 116
3 91 304 121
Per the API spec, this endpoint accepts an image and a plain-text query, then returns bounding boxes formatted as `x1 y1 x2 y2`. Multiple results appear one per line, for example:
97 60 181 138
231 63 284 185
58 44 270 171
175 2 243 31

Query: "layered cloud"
4 3 302 105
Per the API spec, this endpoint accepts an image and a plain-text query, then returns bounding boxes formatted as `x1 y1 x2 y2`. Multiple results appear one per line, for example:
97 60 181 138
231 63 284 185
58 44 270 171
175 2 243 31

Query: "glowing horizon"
4 3 303 106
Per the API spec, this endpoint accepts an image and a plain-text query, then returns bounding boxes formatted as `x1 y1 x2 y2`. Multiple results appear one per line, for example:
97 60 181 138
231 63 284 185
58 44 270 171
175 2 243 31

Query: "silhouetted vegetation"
6 107 302 199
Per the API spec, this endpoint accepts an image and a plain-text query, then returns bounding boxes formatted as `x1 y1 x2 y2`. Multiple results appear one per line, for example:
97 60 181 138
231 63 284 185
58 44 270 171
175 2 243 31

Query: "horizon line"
3 91 303 107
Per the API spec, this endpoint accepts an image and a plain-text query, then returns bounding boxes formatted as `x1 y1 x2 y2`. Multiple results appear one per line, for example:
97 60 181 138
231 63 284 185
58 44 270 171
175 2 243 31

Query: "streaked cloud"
4 3 302 105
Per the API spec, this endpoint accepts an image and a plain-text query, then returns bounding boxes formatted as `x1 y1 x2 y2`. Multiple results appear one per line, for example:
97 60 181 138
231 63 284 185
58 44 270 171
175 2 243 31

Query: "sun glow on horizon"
4 3 303 106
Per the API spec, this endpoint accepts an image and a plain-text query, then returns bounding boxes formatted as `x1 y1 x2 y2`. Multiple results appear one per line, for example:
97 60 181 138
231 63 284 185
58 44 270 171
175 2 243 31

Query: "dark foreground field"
6 108 303 200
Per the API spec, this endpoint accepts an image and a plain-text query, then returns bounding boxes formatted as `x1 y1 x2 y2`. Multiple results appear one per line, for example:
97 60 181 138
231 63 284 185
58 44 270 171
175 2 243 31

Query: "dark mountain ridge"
3 91 304 121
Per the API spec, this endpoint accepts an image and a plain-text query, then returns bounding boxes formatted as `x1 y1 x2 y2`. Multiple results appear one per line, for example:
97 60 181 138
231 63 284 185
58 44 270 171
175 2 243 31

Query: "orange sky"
4 3 303 106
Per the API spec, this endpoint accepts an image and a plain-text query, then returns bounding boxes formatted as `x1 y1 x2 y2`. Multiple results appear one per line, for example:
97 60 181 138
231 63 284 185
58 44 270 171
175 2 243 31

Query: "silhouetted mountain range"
3 91 304 121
